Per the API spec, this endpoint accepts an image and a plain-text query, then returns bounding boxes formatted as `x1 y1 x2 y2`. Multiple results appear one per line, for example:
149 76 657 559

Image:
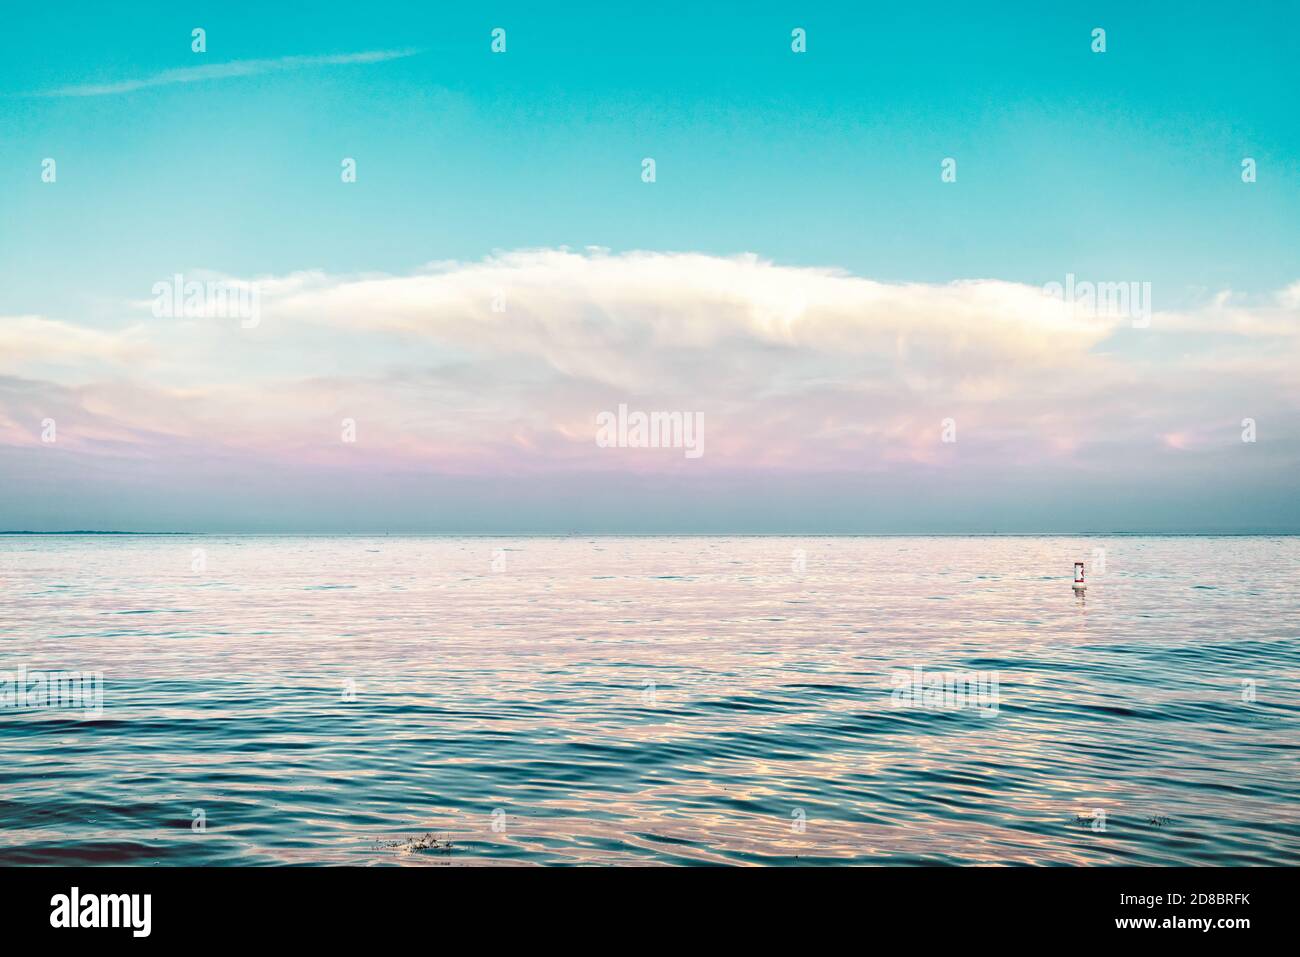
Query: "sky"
0 1 1297 532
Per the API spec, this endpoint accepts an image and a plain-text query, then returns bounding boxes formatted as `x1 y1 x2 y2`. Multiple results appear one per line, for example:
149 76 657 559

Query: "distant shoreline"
0 531 197 536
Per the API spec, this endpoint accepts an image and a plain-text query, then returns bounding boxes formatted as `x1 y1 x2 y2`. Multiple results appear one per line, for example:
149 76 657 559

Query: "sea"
1 534 1296 865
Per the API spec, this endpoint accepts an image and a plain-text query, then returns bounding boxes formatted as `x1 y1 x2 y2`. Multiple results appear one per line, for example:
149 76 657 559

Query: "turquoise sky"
1 2 1297 532
2 1 1296 319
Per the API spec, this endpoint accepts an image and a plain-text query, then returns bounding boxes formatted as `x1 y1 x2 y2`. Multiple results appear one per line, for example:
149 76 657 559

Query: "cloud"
1 250 1297 486
0 315 150 371
33 49 421 97
261 249 1121 394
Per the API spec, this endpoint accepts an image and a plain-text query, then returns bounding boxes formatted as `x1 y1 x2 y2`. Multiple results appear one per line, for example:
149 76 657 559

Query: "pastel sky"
1 2 1297 532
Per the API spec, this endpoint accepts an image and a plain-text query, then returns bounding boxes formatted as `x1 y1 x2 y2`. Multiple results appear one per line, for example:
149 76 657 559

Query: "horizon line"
4 530 1299 538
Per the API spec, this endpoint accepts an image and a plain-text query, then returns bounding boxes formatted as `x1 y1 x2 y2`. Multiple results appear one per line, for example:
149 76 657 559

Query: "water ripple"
1 534 1297 865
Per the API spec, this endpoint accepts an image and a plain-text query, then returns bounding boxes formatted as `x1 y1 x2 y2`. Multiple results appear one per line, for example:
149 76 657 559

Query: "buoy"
1072 561 1086 592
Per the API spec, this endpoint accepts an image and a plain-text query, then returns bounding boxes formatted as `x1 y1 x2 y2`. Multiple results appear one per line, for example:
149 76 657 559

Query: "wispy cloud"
34 49 421 97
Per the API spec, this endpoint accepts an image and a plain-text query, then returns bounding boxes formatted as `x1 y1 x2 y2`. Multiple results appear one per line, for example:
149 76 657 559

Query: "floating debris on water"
374 832 454 854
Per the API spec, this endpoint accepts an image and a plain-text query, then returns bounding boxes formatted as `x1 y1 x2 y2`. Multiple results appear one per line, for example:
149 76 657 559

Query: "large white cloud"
1 249 1297 475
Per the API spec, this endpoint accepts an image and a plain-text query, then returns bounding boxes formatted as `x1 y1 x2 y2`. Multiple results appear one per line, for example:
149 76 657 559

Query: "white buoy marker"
1073 561 1086 592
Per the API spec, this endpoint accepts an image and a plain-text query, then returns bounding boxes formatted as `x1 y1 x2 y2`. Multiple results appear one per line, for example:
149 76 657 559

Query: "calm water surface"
1 535 1297 865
